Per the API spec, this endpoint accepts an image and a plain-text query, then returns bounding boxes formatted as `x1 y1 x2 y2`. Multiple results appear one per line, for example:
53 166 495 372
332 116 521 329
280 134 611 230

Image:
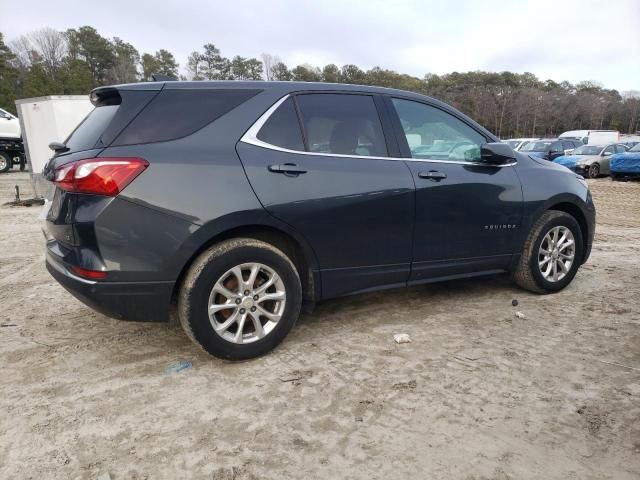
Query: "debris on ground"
279 369 312 384
355 416 363 422
453 350 482 362
164 360 192 375
392 380 417 390
515 311 526 319
393 333 411 344
512 299 519 307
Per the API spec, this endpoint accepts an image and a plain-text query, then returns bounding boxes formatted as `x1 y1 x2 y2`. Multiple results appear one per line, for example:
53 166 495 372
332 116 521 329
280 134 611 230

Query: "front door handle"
268 163 307 175
418 170 447 180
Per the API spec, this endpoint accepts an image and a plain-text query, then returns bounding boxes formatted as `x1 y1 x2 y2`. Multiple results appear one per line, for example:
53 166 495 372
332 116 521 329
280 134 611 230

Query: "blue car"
553 144 628 178
611 143 640 180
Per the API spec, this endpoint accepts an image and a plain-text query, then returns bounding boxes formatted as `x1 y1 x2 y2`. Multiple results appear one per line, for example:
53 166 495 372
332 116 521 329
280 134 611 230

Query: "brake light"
71 266 108 279
54 157 149 196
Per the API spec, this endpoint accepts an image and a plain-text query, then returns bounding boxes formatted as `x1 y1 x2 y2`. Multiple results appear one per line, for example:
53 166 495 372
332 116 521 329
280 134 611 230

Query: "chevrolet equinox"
43 81 595 359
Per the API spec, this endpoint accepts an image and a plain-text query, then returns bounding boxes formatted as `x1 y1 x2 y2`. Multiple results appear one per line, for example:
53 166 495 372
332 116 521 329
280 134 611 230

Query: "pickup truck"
0 107 26 173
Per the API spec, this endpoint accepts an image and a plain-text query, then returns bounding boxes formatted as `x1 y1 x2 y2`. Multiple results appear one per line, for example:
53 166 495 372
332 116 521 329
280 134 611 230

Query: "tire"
0 152 11 173
19 157 26 171
587 163 600 178
178 238 302 360
512 210 584 294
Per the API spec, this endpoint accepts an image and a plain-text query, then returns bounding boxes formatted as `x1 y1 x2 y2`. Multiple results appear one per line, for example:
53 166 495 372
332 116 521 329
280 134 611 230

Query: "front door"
386 97 523 282
237 92 415 298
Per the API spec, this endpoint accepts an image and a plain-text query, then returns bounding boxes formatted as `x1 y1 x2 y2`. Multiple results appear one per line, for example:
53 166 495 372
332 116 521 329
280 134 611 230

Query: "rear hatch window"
62 88 159 154
63 105 118 152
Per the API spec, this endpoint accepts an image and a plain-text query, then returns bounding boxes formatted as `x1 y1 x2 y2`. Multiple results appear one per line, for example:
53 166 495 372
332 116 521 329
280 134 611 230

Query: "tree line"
0 26 638 138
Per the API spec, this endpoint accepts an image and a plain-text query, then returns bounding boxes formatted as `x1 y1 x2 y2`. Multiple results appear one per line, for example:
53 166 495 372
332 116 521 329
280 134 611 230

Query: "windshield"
521 141 552 152
630 144 640 152
572 145 602 155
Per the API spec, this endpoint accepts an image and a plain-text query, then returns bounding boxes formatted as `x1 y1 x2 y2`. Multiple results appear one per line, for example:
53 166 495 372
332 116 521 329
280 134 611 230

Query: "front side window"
295 94 388 157
391 98 485 162
603 145 615 155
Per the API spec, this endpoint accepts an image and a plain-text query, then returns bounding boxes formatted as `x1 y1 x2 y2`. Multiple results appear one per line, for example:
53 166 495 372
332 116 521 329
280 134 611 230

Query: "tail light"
54 157 149 196
71 266 108 279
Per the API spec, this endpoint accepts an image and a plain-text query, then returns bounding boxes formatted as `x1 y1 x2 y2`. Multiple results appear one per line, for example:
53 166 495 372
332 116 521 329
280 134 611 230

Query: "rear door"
236 92 415 298
385 96 523 282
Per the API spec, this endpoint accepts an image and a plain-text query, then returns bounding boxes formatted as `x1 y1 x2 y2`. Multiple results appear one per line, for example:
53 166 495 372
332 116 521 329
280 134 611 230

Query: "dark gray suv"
44 81 595 359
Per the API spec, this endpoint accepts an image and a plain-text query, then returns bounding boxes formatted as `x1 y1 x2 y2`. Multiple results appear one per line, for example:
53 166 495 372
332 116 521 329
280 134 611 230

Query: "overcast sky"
3 0 639 91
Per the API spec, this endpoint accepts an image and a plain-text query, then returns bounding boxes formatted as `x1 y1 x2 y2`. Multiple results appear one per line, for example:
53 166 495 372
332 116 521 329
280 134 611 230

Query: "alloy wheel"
538 226 576 282
207 263 286 344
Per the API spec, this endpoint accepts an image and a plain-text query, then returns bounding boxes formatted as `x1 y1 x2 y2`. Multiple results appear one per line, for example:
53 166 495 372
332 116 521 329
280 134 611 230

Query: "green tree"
200 44 231 80
140 49 178 79
291 64 321 82
108 38 139 83
321 64 341 83
65 26 115 86
0 32 18 113
271 62 291 81
187 51 203 80
140 53 159 81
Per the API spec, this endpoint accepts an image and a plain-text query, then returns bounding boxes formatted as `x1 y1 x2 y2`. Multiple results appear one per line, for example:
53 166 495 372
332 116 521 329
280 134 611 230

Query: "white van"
559 130 619 145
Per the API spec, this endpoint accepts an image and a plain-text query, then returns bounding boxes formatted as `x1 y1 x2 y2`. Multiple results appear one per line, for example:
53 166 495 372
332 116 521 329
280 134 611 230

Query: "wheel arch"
545 201 590 262
170 221 321 311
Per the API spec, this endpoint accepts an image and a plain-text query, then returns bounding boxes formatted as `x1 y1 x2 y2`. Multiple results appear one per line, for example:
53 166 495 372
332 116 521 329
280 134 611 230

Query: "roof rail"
151 74 177 82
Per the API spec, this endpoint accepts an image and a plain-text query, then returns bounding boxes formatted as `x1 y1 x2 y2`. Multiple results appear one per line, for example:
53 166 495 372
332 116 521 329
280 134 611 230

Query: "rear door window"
257 97 305 151
295 93 388 157
114 89 261 146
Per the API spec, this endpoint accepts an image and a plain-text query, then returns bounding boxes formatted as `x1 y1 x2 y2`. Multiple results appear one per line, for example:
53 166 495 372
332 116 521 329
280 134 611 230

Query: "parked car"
610 143 640 180
504 138 538 151
0 107 26 173
520 138 583 161
553 143 629 178
42 81 595 360
559 130 620 145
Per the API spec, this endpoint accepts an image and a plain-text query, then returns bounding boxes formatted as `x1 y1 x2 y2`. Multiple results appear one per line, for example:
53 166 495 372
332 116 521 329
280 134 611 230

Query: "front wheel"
587 163 600 178
512 211 584 294
178 238 302 360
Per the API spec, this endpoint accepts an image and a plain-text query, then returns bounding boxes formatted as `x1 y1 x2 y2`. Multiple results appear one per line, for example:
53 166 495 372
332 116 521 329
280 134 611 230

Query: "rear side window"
257 97 305 151
295 94 388 157
114 89 261 146
64 105 118 152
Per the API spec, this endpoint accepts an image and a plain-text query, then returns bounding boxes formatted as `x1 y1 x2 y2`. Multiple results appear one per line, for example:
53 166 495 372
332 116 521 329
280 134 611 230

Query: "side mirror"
481 143 516 164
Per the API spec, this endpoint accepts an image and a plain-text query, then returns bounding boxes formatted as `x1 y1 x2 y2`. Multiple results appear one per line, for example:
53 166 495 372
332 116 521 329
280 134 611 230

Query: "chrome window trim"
240 94 517 168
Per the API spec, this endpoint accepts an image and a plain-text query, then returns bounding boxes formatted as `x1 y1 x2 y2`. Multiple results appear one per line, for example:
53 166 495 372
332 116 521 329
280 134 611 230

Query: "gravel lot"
1 170 639 479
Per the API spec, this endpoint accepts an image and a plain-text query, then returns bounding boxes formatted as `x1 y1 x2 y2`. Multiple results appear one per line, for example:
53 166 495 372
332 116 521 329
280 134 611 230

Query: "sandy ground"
1 170 639 480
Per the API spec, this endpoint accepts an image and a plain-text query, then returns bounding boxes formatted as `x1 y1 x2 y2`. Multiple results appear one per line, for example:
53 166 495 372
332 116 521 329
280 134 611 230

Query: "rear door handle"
268 163 307 175
418 170 447 180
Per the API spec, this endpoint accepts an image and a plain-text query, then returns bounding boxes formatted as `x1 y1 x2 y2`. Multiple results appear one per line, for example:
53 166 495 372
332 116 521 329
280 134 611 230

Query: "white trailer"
15 95 93 197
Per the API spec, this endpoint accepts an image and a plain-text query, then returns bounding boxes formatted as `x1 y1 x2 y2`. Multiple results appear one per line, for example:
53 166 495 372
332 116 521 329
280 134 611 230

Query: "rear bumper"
46 250 174 322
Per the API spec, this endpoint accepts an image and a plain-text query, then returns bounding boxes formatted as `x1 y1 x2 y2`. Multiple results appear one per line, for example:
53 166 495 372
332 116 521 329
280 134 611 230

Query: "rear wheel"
512 211 583 294
0 152 11 173
178 238 302 360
